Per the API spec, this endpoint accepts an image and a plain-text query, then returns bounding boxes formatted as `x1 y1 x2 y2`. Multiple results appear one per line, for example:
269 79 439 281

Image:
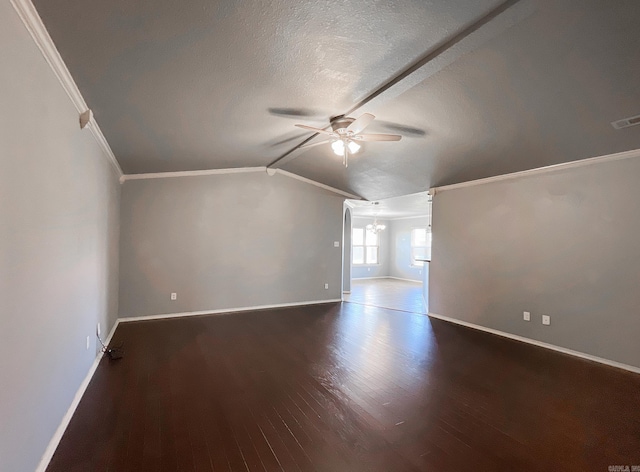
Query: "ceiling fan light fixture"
331 139 360 156
294 114 401 165
331 139 345 156
347 140 360 154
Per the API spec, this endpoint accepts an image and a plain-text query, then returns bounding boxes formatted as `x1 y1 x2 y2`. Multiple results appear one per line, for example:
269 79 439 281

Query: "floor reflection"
344 278 426 314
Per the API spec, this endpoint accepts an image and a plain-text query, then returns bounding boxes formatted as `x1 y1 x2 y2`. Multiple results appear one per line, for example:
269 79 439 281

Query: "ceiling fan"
294 113 402 167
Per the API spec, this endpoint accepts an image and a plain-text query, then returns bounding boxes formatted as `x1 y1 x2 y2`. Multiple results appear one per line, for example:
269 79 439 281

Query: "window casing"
352 227 379 265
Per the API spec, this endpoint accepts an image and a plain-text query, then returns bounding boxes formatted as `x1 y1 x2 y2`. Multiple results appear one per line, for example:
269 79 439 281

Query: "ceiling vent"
611 114 640 130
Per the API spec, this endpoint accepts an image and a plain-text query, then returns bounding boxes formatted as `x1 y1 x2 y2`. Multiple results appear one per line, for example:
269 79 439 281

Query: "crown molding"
352 215 389 221
121 166 362 199
275 169 362 199
431 148 640 195
10 0 123 177
387 214 430 221
350 214 428 221
121 167 267 181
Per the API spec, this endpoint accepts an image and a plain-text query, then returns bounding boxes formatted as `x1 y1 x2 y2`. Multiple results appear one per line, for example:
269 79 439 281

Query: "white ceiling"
33 0 640 201
348 191 431 219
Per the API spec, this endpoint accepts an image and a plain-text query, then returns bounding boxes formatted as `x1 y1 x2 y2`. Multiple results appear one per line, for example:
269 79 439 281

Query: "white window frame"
410 227 431 267
352 227 379 265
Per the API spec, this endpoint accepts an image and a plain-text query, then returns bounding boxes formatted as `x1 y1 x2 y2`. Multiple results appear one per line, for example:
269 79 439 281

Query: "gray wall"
351 217 390 279
118 172 344 317
430 156 640 368
389 216 429 282
342 207 352 293
0 3 121 471
423 263 429 313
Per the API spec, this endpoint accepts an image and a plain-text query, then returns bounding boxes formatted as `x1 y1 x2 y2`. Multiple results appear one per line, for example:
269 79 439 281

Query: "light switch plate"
523 311 530 321
542 315 550 325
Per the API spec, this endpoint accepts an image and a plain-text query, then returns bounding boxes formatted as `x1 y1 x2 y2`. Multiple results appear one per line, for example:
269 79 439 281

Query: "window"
352 227 379 265
411 228 431 266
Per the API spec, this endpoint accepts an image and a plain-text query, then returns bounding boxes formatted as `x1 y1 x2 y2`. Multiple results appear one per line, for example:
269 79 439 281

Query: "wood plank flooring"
344 278 426 314
47 302 640 471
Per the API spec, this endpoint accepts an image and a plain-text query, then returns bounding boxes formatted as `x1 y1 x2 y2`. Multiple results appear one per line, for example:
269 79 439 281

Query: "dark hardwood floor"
47 302 640 471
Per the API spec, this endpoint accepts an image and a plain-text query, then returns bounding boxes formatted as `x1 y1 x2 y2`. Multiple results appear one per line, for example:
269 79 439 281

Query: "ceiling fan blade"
376 120 427 137
298 138 332 150
355 133 402 142
294 124 336 136
268 107 322 119
346 113 375 134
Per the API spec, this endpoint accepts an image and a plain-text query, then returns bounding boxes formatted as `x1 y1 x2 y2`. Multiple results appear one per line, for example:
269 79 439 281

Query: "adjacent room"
344 192 431 315
2 0 640 471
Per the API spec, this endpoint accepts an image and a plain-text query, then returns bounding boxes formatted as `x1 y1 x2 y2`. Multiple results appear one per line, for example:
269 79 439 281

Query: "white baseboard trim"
387 276 422 283
34 298 344 470
353 276 422 283
428 312 640 375
118 299 342 323
35 319 120 472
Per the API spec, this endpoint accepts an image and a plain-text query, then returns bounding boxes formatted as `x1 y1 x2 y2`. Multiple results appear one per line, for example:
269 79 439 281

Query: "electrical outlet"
324 283 329 290
523 311 530 321
542 315 550 325
334 241 340 247
86 336 90 350
171 292 177 300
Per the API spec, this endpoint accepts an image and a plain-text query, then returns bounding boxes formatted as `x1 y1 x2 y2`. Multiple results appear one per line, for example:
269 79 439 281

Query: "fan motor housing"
330 116 355 134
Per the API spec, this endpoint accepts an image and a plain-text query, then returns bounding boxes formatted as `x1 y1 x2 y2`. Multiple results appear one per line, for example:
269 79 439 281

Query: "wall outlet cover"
334 241 340 247
324 283 329 289
542 315 550 325
171 292 177 300
523 311 530 321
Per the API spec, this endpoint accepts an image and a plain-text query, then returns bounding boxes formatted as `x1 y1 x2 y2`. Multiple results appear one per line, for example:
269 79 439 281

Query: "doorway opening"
342 192 431 314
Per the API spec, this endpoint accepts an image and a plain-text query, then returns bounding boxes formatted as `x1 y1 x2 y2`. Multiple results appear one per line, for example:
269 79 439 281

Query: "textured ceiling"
34 0 640 200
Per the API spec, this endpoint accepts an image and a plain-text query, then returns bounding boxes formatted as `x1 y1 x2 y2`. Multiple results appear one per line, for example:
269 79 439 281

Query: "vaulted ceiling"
34 0 640 200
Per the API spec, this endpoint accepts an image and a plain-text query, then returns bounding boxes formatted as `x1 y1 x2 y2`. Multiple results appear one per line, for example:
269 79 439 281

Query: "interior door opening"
342 192 431 314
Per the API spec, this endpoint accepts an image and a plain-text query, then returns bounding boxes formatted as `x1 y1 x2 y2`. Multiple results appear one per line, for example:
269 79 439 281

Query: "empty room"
2 0 640 471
